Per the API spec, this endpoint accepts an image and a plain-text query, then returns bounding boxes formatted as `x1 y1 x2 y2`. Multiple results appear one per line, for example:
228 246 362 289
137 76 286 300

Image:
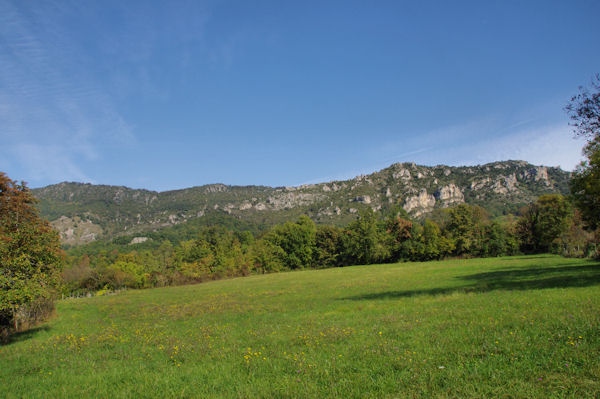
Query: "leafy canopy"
0 172 63 332
567 74 600 230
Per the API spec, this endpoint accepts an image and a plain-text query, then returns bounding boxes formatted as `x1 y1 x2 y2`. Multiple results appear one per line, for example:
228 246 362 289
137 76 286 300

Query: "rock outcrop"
130 237 149 245
434 184 464 207
50 216 103 245
403 189 436 217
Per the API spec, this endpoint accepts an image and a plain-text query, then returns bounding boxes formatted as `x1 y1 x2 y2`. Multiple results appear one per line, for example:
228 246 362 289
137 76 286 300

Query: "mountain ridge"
35 158 571 194
32 160 571 246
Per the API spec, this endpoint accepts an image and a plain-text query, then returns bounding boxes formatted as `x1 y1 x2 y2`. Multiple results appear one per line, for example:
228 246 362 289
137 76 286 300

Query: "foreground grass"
1 255 599 398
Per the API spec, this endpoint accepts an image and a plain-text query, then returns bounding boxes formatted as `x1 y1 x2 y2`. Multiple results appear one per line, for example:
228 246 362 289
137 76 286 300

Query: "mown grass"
1 255 599 398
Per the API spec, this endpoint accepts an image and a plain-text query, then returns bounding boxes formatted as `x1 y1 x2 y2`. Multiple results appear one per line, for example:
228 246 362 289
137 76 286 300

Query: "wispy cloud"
0 0 134 185
373 114 584 171
466 124 585 170
302 115 584 186
11 143 93 184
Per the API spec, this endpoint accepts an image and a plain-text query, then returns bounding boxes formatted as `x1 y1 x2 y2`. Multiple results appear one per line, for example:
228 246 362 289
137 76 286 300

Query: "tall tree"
566 74 600 231
264 215 316 269
340 210 389 265
444 204 488 256
517 194 572 253
314 225 343 268
0 173 63 335
385 214 413 261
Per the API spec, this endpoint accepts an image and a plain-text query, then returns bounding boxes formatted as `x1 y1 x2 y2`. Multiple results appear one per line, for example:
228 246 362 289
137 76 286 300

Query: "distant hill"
32 160 570 246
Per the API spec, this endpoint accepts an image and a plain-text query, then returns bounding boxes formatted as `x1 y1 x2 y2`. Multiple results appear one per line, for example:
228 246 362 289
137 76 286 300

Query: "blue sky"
1 0 599 191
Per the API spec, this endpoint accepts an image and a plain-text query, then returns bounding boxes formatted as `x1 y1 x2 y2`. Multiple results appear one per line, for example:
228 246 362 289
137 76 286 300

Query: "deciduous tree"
517 194 571 253
567 74 600 232
264 215 316 269
0 173 63 336
445 204 488 256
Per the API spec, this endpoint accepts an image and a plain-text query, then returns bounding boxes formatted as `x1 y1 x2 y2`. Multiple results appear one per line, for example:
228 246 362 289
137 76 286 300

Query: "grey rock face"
434 184 464 207
353 195 372 204
403 189 436 217
130 237 149 244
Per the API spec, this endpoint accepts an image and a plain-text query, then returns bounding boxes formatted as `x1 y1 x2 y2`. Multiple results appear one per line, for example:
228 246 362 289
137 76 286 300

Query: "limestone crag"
266 192 326 210
403 189 436 217
434 184 465 207
470 177 491 190
521 166 551 186
392 167 412 181
130 237 149 245
353 195 372 204
492 174 519 194
51 216 102 246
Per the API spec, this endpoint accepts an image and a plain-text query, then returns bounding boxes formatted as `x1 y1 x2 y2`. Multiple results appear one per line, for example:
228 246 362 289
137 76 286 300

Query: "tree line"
60 194 594 296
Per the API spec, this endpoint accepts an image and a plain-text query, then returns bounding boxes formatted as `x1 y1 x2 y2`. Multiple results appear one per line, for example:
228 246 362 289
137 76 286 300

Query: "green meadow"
1 255 599 398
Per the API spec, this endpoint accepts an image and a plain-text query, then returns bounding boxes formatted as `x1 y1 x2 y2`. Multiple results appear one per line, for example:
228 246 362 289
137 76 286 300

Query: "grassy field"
1 255 599 398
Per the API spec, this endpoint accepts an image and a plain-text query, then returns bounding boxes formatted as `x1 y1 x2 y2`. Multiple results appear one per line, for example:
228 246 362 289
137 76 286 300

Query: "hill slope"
32 160 570 245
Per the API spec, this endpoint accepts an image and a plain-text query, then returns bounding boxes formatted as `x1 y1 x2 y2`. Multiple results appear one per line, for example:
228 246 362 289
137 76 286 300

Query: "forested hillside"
32 160 569 246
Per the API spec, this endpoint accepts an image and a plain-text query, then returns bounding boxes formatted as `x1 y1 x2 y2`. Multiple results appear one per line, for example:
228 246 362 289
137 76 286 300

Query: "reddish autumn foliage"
0 172 63 336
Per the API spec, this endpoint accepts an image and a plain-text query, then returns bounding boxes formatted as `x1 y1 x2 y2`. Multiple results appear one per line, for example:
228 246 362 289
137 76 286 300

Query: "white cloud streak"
0 0 134 184
377 116 584 171
306 118 585 186
11 143 93 184
465 124 585 170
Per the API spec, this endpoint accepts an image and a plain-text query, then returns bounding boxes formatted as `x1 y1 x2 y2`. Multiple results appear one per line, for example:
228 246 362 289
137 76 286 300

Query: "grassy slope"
1 255 599 398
